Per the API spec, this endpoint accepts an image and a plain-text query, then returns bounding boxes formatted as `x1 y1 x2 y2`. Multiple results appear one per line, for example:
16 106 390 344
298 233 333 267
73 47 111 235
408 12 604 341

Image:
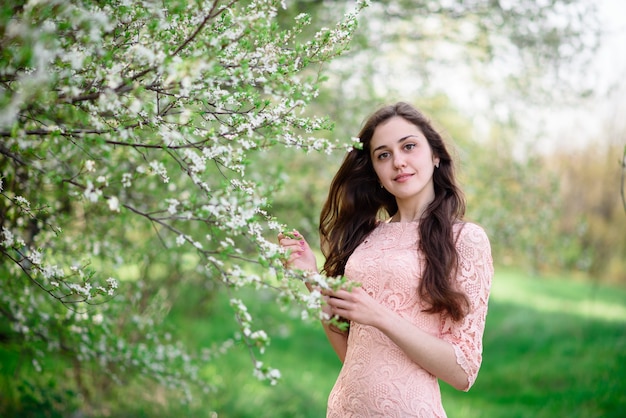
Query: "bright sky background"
461 0 626 155
543 0 626 153
595 0 626 92
329 1 625 155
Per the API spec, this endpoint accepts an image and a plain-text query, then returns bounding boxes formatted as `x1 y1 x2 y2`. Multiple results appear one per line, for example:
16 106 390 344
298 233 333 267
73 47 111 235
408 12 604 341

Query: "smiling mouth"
394 173 413 182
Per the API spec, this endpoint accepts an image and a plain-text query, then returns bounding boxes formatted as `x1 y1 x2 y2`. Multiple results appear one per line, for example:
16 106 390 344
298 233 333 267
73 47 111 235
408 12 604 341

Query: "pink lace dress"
326 221 493 418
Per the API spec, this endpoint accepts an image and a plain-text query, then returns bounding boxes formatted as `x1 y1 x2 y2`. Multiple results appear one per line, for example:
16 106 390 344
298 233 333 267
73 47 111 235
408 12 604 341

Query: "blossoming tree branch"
0 0 367 400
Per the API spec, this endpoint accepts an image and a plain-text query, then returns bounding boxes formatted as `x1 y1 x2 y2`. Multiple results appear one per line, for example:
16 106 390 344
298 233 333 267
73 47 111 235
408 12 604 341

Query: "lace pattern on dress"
326 221 493 417
441 223 493 390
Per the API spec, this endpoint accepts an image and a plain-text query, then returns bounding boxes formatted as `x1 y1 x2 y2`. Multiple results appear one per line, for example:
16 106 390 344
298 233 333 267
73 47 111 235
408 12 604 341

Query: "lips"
393 173 414 182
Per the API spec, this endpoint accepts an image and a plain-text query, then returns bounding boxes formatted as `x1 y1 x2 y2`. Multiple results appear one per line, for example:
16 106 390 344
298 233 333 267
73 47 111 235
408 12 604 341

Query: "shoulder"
453 221 491 251
453 222 494 292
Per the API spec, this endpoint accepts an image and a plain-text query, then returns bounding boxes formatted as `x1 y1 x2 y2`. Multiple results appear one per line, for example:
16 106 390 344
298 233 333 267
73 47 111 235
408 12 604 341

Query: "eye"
404 143 416 151
376 151 390 160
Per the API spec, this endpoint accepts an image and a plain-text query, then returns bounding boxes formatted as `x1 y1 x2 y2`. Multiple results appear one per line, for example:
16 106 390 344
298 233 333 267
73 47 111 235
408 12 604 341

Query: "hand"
277 230 317 275
324 287 386 328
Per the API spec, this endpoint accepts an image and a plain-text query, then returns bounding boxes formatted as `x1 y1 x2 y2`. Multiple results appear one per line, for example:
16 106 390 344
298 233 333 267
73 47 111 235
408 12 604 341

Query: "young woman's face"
370 116 440 207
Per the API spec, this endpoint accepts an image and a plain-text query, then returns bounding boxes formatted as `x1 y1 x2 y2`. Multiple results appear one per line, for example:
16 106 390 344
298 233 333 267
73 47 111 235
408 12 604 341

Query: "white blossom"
41 264 63 280
29 249 42 266
106 277 118 289
85 160 96 172
107 196 120 212
121 173 133 188
92 313 104 325
148 161 170 183
83 181 102 202
167 198 180 215
1 227 14 247
14 195 30 207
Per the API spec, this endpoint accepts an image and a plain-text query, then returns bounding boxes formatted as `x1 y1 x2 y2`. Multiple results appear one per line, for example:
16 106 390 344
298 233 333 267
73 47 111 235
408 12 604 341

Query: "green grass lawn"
2 268 625 417
440 268 626 417
155 268 626 418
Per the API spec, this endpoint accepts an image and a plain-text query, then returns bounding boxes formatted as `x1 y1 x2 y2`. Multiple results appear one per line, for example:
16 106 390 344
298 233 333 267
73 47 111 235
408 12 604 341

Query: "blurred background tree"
269 0 625 283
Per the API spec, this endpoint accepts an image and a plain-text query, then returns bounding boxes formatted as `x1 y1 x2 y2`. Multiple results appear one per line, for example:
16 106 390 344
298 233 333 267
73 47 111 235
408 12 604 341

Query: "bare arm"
375 305 468 389
326 287 468 389
319 315 349 363
278 232 348 362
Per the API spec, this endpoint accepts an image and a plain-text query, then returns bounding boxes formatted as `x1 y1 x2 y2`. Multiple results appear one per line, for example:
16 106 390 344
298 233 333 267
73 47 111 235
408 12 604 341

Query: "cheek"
372 161 386 179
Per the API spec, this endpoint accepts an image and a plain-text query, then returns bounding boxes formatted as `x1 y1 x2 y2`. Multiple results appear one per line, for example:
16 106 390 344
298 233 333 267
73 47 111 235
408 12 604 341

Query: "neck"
390 187 436 222
390 205 429 223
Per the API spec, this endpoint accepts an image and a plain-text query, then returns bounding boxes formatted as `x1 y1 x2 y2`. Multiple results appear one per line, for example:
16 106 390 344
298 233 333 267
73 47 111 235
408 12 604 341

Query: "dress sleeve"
440 222 493 391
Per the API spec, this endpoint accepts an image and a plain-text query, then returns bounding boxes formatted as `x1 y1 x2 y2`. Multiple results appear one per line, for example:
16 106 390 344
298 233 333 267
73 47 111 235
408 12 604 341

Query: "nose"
393 154 406 168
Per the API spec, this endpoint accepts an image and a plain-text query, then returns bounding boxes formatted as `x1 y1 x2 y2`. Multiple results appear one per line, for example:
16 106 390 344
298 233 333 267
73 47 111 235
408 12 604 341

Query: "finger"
288 249 306 261
327 296 350 310
322 289 344 299
331 289 353 300
281 243 300 252
330 305 350 319
279 238 305 247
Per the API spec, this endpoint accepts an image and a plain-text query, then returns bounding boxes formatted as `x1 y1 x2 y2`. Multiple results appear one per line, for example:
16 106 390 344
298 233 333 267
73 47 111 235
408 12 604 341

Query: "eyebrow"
372 134 420 153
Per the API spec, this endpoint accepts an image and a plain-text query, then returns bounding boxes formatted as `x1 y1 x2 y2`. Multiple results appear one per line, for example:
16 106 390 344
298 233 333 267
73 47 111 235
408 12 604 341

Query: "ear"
434 157 440 168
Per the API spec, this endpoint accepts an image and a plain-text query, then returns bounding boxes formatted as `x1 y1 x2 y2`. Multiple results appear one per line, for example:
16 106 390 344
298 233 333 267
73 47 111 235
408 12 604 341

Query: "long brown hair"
319 102 469 321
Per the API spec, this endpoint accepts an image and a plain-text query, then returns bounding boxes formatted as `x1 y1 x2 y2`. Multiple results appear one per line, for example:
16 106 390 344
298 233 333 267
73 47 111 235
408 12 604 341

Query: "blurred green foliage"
265 94 626 281
260 0 623 283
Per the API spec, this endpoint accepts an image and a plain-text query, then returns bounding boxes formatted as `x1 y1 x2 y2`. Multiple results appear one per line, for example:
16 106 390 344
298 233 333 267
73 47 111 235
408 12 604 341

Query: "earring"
435 162 440 168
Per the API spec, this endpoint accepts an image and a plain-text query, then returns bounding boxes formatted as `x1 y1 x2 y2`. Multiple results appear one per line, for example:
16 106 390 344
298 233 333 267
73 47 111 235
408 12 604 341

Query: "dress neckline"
382 218 420 224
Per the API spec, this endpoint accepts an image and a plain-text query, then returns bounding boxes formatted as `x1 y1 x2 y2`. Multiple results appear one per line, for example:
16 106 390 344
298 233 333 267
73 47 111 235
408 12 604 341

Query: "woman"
279 102 493 417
